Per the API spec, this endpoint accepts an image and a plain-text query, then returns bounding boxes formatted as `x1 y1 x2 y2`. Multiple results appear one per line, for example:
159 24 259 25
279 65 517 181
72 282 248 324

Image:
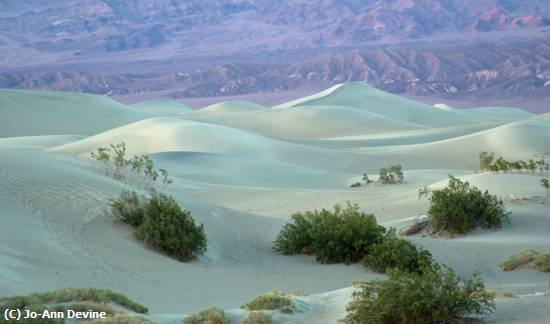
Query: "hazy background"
1 0 549 112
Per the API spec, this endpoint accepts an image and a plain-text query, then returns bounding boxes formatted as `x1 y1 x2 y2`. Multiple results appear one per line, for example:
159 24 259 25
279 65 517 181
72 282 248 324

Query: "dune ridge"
1 84 550 323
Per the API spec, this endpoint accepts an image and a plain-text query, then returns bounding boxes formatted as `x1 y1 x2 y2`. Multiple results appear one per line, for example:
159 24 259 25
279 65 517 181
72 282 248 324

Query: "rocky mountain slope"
1 0 550 110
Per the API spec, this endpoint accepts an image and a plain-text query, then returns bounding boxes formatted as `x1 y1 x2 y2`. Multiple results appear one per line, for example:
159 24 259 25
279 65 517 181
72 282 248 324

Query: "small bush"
92 316 157 324
486 290 517 298
109 190 207 262
272 202 386 264
500 250 550 272
349 182 362 188
541 177 550 200
344 265 495 324
499 250 539 271
183 307 229 324
0 287 149 324
478 151 549 176
243 312 272 324
362 233 433 274
91 142 172 189
242 290 293 313
378 165 404 184
421 176 510 235
0 287 148 314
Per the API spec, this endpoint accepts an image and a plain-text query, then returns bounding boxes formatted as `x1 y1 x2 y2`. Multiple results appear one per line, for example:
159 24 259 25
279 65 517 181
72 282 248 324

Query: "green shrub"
242 290 293 313
486 290 517 298
0 287 148 314
479 152 495 171
500 250 550 272
479 152 549 175
378 164 404 184
422 176 510 235
92 316 157 324
344 266 495 324
243 312 272 324
110 190 207 262
541 177 550 200
0 288 149 324
499 249 539 271
349 182 362 188
109 190 143 227
272 202 386 264
91 143 172 189
183 307 229 324
362 233 433 274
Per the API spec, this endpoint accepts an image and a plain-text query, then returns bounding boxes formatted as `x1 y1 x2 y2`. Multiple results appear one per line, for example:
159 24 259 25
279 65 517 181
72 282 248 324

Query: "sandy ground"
1 82 549 323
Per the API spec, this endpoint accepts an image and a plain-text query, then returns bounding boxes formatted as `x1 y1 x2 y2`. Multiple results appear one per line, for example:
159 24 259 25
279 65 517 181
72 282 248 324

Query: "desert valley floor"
1 82 550 323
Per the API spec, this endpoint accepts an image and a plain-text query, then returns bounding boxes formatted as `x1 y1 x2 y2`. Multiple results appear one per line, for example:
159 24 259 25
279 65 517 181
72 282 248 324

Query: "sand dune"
151 151 345 189
0 90 150 137
274 83 505 127
186 105 425 140
1 85 550 323
131 100 192 115
49 117 373 173
186 100 266 117
346 120 550 171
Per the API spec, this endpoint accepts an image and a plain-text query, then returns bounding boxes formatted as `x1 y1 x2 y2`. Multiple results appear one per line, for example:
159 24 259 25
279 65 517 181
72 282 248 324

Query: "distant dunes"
1 83 550 321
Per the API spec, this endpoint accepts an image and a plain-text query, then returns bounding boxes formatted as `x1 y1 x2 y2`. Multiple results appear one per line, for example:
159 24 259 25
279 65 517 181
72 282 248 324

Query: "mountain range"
1 0 550 111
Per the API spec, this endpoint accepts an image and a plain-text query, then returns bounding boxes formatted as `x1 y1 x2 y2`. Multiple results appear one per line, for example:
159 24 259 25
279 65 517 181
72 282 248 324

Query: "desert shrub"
534 254 550 272
242 290 293 314
110 190 207 262
0 287 148 314
500 250 550 272
421 176 510 235
479 151 495 171
272 202 386 264
362 173 373 184
349 182 361 188
541 177 550 200
499 249 539 271
479 152 549 175
183 307 229 324
92 316 157 324
243 312 272 324
378 164 404 184
362 233 433 274
486 290 517 298
0 288 149 324
109 190 143 227
91 143 172 189
51 302 117 316
344 265 495 324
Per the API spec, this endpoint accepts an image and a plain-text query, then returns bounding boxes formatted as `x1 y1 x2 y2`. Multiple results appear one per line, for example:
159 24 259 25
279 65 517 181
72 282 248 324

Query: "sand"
1 83 549 323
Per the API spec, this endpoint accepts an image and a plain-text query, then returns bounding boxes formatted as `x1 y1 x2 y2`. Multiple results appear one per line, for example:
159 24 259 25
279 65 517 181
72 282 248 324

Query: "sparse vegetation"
243 312 272 324
479 151 549 176
272 202 386 264
0 287 148 314
344 265 495 324
362 173 373 184
91 142 172 189
349 182 362 188
500 250 550 272
183 307 229 324
541 177 550 200
0 287 149 324
418 175 510 235
109 189 207 262
377 164 404 184
242 290 294 314
92 316 157 324
486 290 517 298
362 232 433 274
